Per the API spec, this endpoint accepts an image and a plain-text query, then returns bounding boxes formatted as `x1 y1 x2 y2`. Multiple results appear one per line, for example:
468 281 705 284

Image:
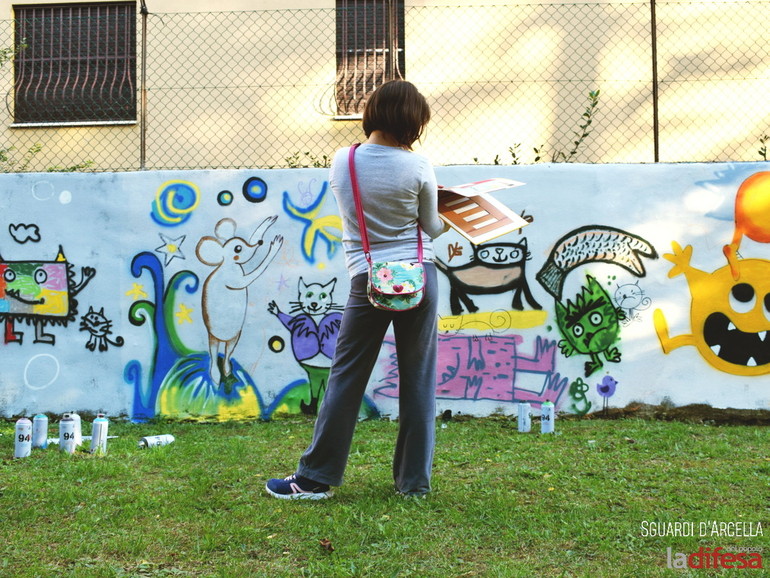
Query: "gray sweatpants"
297 263 438 495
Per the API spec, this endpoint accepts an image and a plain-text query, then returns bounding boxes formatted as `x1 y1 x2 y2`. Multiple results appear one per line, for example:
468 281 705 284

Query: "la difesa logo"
666 547 763 570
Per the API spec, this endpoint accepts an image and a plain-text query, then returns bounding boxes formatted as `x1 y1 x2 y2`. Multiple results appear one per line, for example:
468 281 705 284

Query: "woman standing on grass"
266 79 449 499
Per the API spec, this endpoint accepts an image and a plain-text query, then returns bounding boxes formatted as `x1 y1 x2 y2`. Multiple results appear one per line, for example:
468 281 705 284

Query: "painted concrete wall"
2 161 769 421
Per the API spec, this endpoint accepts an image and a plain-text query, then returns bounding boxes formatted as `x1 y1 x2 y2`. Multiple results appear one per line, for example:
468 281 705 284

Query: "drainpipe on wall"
140 0 148 170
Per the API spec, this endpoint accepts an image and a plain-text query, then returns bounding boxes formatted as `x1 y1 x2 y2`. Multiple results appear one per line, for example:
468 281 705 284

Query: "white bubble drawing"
24 354 60 390
32 180 55 201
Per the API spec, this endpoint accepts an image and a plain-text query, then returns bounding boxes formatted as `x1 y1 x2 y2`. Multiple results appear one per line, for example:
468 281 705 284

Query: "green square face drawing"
0 247 95 345
0 260 70 317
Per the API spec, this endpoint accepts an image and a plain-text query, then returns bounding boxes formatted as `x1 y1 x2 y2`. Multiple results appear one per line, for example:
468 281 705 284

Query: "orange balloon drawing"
723 171 770 278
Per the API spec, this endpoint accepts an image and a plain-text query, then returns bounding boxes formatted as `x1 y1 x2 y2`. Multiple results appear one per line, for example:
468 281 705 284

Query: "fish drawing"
536 225 658 300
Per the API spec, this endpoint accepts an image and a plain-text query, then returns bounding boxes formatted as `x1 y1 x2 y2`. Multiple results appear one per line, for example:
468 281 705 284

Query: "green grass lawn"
1 415 767 577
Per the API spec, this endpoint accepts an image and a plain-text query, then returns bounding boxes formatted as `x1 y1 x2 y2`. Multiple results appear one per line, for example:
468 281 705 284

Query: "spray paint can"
90 414 109 455
70 412 82 446
32 414 49 449
540 401 555 434
14 418 32 458
138 434 175 449
59 413 77 454
517 402 532 433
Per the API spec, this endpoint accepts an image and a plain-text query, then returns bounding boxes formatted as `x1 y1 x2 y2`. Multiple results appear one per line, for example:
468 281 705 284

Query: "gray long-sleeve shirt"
330 143 447 278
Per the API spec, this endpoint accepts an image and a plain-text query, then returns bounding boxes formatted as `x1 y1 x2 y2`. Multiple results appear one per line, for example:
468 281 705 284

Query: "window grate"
13 2 137 125
336 0 404 116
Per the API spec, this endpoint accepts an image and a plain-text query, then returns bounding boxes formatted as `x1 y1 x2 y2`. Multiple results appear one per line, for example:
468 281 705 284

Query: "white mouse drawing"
196 216 283 383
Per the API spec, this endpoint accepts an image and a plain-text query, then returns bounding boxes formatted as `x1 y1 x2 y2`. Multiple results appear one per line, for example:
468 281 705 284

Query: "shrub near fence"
0 1 768 172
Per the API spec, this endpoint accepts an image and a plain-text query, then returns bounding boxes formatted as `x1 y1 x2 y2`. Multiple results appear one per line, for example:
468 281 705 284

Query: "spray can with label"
14 418 32 458
138 434 175 449
90 414 109 454
540 401 555 434
59 413 77 454
517 402 532 433
70 412 82 446
32 414 49 449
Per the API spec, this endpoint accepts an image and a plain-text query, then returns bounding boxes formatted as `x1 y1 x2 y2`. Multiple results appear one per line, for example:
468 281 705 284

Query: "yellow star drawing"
175 303 194 324
125 283 147 301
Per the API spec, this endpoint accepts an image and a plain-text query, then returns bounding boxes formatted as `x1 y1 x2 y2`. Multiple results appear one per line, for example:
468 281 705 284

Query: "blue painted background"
2 162 768 421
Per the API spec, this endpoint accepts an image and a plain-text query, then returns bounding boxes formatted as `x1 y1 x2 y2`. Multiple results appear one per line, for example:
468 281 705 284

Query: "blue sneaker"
265 474 333 500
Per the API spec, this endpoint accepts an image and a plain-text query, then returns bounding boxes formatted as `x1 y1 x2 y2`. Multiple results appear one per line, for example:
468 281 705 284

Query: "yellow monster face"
656 172 770 376
688 258 770 375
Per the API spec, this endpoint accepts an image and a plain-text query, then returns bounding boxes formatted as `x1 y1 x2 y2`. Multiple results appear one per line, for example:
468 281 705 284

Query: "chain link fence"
0 1 767 172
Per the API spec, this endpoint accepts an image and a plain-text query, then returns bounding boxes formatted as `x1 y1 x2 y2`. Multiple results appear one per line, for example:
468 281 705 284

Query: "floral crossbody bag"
348 143 425 311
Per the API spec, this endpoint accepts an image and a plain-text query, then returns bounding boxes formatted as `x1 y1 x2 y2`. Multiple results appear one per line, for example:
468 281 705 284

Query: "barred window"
13 2 136 125
335 0 405 117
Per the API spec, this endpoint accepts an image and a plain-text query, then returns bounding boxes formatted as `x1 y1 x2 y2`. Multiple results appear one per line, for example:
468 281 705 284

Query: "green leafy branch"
474 89 601 165
285 151 331 168
536 89 600 163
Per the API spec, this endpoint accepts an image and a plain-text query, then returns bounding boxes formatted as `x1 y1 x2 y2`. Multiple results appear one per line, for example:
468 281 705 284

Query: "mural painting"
1 246 95 346
282 180 343 265
613 280 651 325
554 274 625 378
267 277 342 414
80 306 124 352
654 171 770 376
535 226 658 379
566 377 592 416
197 216 283 384
536 226 658 302
596 375 618 413
375 334 568 408
426 220 561 416
1 163 769 421
435 238 542 315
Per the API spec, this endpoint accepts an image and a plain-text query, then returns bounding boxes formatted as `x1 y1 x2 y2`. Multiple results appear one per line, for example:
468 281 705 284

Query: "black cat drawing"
435 239 542 315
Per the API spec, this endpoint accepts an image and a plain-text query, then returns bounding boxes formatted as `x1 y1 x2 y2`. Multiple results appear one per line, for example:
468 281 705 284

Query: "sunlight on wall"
659 79 770 162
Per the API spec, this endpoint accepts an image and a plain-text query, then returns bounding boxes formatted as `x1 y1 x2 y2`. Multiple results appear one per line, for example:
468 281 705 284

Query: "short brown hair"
362 80 431 149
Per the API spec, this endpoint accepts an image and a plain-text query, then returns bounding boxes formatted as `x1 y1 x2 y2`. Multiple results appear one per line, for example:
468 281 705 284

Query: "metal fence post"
140 0 148 170
650 0 659 163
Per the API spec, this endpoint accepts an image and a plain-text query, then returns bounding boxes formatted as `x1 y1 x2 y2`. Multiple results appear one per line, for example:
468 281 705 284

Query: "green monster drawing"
555 274 625 377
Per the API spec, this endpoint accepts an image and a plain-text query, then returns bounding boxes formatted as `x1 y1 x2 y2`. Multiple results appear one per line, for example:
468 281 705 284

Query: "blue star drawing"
276 274 290 292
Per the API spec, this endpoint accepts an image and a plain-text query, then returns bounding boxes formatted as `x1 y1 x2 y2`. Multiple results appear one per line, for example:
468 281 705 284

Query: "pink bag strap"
348 143 423 264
